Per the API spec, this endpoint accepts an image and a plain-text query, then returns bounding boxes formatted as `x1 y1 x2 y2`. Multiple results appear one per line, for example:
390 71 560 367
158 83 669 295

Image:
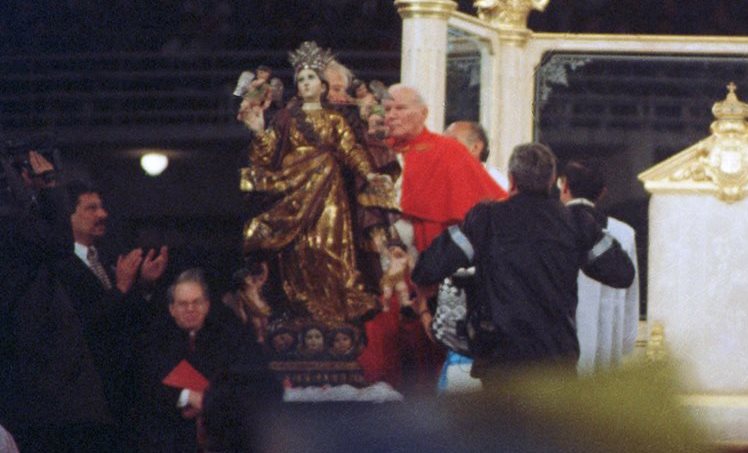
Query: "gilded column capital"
639 83 748 203
394 0 457 20
474 0 549 31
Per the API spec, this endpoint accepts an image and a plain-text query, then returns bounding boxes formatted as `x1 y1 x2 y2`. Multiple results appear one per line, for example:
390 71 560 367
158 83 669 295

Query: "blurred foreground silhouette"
210 360 714 452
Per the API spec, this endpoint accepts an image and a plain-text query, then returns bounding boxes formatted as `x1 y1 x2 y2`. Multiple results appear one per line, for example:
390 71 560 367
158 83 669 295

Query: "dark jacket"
55 252 157 429
0 187 111 431
411 193 634 373
134 305 270 452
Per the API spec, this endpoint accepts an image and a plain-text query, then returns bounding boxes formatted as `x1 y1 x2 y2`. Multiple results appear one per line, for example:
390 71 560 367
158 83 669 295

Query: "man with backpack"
411 143 634 380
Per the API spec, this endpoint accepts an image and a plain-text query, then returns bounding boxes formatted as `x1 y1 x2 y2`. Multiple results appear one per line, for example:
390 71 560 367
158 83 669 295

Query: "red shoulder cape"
392 129 507 223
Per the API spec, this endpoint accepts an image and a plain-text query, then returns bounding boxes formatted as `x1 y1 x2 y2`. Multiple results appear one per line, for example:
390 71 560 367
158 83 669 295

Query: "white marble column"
474 0 549 173
492 40 535 173
395 0 456 132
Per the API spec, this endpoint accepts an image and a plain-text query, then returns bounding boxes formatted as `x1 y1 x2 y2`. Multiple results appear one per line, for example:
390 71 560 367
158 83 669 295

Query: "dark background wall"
4 1 748 57
3 0 748 295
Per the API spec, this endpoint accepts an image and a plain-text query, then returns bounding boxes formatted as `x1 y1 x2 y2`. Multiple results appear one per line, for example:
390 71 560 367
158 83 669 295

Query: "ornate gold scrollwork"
474 0 549 30
639 83 748 203
700 83 748 202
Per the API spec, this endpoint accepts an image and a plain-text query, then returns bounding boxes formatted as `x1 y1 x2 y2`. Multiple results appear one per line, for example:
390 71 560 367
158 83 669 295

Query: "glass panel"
534 52 748 317
446 27 482 125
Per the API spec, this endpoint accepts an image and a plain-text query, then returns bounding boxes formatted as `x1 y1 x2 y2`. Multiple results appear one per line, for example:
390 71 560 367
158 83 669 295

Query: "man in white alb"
558 161 640 374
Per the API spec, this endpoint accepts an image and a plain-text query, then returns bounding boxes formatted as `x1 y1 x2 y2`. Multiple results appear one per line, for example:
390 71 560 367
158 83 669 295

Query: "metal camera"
0 134 62 216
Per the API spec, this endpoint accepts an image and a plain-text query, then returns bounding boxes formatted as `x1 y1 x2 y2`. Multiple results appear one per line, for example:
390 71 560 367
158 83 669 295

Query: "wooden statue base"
269 360 366 388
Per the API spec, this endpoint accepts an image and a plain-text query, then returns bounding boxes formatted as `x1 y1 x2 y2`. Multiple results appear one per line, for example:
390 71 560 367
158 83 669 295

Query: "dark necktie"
87 246 112 290
188 331 196 352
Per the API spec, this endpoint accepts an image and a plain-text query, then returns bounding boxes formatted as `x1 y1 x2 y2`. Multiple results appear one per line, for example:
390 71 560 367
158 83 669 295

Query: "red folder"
161 359 209 392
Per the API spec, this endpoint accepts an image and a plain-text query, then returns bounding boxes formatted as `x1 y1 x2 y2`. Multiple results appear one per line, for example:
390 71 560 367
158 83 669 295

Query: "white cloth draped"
576 216 640 374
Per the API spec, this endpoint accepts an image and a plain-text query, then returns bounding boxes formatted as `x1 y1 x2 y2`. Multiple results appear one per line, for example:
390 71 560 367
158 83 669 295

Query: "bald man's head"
383 84 428 141
324 60 354 104
444 121 489 162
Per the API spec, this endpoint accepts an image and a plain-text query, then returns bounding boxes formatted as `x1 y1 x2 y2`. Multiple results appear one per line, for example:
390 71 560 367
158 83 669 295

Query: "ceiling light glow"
140 152 169 176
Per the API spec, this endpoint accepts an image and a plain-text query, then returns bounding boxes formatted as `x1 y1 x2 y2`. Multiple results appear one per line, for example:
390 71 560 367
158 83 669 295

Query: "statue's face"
272 332 295 352
256 69 270 82
304 328 325 353
355 83 369 99
332 331 353 355
296 68 323 103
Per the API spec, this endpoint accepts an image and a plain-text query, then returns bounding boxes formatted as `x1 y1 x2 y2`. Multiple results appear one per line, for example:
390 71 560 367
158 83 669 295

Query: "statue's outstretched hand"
243 104 265 133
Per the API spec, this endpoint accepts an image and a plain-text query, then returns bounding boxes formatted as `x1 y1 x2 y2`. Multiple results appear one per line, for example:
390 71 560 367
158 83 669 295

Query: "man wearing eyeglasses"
134 268 271 452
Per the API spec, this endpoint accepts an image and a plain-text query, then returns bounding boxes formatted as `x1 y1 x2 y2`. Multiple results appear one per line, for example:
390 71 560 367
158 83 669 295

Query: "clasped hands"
115 246 169 294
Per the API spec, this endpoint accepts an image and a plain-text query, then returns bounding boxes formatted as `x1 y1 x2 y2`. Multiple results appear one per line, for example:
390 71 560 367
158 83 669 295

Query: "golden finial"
639 83 748 203
711 81 748 130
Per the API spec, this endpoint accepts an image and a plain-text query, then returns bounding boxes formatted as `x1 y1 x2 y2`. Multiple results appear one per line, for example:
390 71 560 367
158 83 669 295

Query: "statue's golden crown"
288 41 334 74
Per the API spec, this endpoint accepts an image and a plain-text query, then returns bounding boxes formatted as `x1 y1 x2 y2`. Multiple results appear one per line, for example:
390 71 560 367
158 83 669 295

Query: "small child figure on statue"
366 105 387 139
351 78 378 120
364 80 390 139
249 65 273 111
223 262 272 344
234 65 275 130
379 239 416 312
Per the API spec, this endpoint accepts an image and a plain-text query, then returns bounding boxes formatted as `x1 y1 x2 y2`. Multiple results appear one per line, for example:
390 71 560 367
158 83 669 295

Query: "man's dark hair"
508 142 557 195
65 180 100 208
167 268 210 305
561 160 606 201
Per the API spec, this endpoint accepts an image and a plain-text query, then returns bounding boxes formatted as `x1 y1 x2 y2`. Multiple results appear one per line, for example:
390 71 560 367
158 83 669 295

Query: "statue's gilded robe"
241 108 383 326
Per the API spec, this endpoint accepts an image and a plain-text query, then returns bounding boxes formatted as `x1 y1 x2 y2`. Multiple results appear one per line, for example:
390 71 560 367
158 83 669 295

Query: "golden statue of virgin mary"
239 42 395 328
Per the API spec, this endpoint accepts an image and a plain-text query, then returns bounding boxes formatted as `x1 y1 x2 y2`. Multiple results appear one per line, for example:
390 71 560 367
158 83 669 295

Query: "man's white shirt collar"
74 242 92 266
566 198 596 208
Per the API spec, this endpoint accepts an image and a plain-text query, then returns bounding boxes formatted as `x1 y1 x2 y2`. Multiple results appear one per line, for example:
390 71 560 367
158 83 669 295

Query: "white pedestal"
648 193 748 441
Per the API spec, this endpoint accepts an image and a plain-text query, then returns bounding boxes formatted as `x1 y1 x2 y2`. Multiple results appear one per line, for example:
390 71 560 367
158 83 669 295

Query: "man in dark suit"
56 180 169 450
0 152 114 452
134 268 271 452
63 180 168 300
411 143 634 378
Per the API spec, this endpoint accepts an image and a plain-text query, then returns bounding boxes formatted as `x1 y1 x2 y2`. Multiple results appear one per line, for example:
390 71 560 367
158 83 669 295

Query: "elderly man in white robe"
558 160 640 374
